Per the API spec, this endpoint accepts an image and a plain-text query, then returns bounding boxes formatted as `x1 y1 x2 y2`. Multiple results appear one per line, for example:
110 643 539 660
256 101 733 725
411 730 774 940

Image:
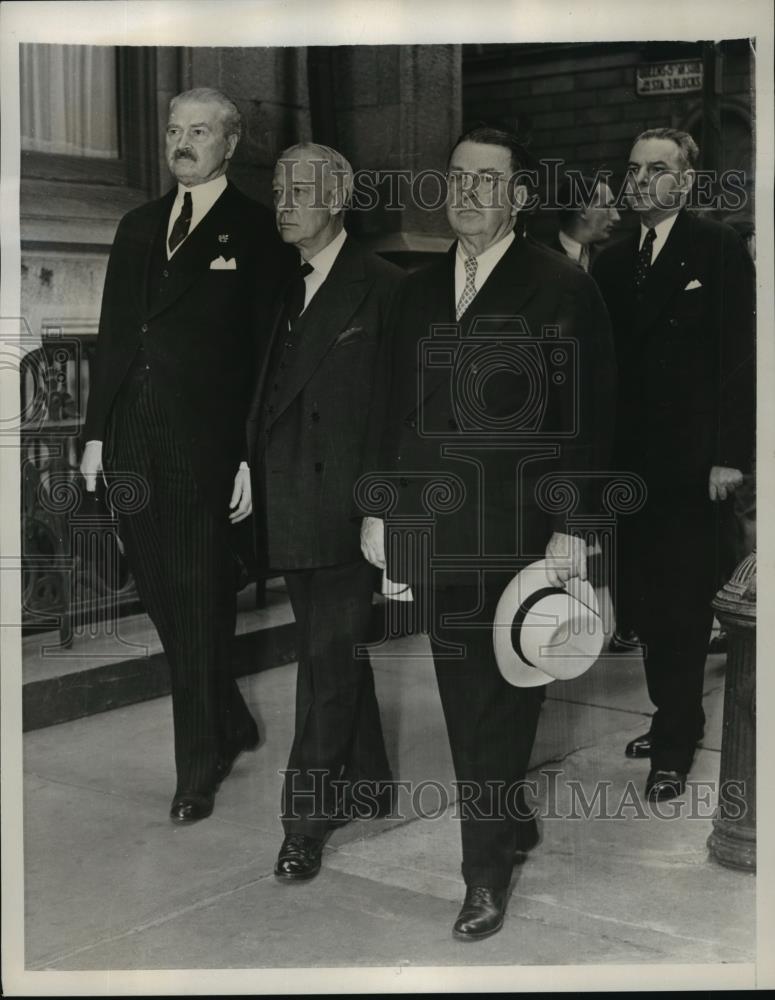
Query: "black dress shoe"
625 731 653 758
646 768 687 802
609 628 642 653
169 791 214 824
453 886 507 941
274 834 324 881
215 726 260 787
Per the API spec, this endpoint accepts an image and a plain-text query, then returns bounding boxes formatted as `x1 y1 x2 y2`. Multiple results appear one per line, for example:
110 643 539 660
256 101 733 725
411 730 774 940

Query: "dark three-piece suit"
85 180 287 797
592 209 755 772
246 234 405 836
373 233 615 887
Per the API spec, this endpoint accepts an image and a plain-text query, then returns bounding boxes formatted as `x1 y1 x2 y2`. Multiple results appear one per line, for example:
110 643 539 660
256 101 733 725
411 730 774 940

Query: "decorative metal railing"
20 322 140 641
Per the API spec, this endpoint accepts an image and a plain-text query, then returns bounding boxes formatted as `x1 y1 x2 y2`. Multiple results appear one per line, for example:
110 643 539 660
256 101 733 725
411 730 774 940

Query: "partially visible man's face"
626 137 692 218
165 99 237 187
582 181 620 244
272 149 341 258
446 141 518 252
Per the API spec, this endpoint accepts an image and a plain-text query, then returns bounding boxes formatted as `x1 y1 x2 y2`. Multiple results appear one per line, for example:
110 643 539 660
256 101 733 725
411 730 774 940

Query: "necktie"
286 261 314 326
579 245 590 272
168 191 193 254
634 227 656 290
456 255 478 321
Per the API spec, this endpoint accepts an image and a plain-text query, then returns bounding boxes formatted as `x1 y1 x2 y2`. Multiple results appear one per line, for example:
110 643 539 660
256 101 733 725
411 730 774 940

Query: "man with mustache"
592 128 755 802
80 88 288 823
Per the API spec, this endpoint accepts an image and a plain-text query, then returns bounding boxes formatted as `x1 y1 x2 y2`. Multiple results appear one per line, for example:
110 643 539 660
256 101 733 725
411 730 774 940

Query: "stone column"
332 44 462 253
707 551 756 872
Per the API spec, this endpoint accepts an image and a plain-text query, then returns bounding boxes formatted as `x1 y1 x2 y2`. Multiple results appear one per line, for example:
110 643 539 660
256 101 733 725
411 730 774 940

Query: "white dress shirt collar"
298 227 348 313
167 175 228 258
454 229 515 304
639 211 680 263
557 229 591 270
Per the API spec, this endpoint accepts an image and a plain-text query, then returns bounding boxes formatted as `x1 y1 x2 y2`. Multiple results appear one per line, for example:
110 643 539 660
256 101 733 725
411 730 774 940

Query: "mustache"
173 149 197 161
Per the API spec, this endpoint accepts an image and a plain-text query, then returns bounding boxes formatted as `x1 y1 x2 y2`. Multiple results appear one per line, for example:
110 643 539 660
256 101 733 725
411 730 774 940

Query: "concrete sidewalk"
22 634 755 973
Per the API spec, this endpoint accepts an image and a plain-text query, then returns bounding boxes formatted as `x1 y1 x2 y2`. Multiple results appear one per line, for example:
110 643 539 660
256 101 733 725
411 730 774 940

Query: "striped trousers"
110 372 256 795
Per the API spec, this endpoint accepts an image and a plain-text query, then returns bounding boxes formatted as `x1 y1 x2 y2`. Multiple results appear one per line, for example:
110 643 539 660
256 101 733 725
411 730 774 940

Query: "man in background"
593 127 755 802
81 88 286 823
549 172 621 271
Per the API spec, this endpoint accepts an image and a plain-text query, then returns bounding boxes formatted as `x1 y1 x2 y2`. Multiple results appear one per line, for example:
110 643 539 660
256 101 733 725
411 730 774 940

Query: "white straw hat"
493 558 604 687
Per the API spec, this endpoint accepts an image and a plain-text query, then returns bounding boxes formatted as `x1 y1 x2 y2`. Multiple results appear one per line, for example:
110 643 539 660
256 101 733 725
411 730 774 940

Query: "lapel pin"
218 234 230 243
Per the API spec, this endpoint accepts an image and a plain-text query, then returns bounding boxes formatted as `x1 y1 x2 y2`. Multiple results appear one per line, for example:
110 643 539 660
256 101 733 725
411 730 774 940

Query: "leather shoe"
646 768 687 802
453 886 507 941
609 628 642 652
169 791 214 824
625 731 653 758
274 834 324 881
215 726 260 788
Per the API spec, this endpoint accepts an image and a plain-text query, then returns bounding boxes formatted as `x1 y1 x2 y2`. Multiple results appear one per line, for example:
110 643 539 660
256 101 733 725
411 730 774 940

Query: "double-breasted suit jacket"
85 181 286 515
247 235 404 572
377 233 616 588
246 233 404 838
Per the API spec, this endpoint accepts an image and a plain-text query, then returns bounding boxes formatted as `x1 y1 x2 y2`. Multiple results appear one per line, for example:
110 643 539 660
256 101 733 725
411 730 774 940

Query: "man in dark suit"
592 128 755 802
246 143 403 882
361 126 615 940
80 88 287 823
548 173 621 272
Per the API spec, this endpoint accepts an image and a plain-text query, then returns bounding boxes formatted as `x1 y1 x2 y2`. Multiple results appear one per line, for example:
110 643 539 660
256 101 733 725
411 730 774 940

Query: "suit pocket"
333 326 371 348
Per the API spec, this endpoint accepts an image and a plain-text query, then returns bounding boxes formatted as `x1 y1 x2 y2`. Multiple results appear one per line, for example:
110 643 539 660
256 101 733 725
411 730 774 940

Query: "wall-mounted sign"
636 60 703 95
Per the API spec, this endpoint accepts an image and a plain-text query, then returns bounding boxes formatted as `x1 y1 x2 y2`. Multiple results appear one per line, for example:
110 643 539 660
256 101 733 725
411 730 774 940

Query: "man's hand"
545 531 588 588
80 440 103 492
709 465 743 502
361 516 386 569
229 465 252 523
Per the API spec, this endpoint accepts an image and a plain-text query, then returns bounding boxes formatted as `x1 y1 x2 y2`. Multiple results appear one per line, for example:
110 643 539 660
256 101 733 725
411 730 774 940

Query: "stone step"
22 580 406 731
22 581 297 732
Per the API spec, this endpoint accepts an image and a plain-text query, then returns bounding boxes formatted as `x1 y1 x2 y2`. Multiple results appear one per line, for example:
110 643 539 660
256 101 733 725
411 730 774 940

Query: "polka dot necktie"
456 255 478 321
634 227 656 291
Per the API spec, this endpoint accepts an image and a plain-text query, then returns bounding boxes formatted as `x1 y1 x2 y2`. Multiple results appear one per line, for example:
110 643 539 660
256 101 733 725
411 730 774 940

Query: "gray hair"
633 128 699 171
278 142 355 206
170 87 242 141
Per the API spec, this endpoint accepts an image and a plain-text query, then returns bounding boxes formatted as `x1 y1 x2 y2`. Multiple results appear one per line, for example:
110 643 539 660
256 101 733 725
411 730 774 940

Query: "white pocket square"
684 279 702 290
210 256 236 270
